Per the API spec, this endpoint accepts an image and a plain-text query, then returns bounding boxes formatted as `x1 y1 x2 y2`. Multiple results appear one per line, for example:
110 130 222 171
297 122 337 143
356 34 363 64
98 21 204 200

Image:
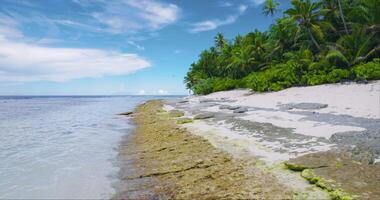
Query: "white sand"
196 81 380 119
173 81 379 164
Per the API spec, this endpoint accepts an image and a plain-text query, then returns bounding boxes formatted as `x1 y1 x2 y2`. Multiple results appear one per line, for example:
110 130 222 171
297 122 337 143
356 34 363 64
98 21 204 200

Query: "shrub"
192 77 243 94
353 59 380 81
244 62 301 92
326 69 351 83
212 78 244 92
326 50 350 68
192 78 216 95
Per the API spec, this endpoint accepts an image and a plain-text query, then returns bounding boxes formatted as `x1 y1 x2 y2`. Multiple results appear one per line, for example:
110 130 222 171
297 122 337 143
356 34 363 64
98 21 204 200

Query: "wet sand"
115 100 293 199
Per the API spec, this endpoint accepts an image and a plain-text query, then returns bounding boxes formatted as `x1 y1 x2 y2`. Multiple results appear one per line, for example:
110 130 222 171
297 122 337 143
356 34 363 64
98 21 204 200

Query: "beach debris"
177 118 193 124
279 103 328 110
118 111 133 116
233 107 248 113
169 110 185 118
194 112 214 120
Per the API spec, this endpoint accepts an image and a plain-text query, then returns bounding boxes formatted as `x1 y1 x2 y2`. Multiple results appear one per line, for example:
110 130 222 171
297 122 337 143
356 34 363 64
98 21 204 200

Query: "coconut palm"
336 0 349 34
227 45 257 78
262 0 280 17
286 0 329 50
327 26 380 67
214 33 226 51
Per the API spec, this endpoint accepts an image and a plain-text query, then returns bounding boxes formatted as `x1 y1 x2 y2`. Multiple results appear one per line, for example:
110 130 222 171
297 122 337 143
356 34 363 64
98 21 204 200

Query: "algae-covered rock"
115 100 294 199
301 169 353 200
285 151 380 199
177 118 193 124
194 112 214 120
284 162 308 171
169 110 185 118
285 151 350 170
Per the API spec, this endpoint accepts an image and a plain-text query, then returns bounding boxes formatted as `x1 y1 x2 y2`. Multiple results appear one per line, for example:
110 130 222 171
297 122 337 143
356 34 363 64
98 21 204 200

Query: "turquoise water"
0 96 180 199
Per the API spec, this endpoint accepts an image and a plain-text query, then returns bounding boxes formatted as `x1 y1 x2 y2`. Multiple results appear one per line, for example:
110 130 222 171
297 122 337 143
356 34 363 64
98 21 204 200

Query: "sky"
0 0 291 95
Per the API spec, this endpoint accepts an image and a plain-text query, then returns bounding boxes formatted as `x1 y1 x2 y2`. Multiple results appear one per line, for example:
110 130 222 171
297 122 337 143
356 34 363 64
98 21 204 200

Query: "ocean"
0 96 181 199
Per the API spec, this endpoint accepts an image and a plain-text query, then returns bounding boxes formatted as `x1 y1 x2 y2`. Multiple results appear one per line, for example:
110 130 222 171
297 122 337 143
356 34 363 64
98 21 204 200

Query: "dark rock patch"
233 107 248 113
279 103 328 110
194 112 214 120
119 111 134 116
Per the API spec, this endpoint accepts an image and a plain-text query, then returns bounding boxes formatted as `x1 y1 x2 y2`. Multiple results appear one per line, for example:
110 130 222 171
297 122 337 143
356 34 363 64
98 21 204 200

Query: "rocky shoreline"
115 82 380 199
114 100 294 199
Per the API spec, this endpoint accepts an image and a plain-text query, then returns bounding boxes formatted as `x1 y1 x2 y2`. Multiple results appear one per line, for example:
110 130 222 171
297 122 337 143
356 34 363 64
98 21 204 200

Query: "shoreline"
116 82 380 199
114 100 295 199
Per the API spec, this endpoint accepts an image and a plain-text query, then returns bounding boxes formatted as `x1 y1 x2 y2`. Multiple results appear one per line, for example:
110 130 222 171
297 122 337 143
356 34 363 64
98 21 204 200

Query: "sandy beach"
117 81 380 199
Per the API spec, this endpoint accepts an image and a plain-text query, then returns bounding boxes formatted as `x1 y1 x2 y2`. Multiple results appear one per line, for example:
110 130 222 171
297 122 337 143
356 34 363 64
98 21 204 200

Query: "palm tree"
227 45 256 78
337 0 349 34
269 17 299 58
262 0 280 17
286 0 329 51
214 33 226 51
326 26 380 67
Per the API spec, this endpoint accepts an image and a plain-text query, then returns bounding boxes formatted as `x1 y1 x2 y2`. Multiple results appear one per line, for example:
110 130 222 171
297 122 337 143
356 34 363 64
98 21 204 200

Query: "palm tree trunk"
307 29 321 50
337 0 349 35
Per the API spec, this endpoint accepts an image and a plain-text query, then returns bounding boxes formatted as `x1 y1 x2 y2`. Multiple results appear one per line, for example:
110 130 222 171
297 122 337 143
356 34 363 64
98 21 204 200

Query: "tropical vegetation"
184 0 380 95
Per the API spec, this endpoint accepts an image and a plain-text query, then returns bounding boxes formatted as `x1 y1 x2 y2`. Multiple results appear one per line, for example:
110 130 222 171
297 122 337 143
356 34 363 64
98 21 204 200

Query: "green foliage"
326 50 349 68
244 62 302 92
353 59 380 81
192 78 244 95
184 0 380 95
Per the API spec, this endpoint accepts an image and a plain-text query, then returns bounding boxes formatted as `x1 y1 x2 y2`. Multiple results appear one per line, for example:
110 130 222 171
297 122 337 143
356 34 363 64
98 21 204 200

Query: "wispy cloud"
79 0 181 34
220 1 234 7
157 89 169 95
138 90 146 95
127 40 145 51
1 0 180 37
189 4 248 33
0 14 24 39
0 36 151 82
251 0 266 5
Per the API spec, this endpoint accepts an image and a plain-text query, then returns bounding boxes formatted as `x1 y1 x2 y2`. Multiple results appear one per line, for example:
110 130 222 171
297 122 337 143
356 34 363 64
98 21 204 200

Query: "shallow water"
0 96 179 199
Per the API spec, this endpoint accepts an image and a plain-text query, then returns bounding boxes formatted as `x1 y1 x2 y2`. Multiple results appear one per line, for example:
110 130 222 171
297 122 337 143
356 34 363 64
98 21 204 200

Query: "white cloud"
0 14 24 39
189 4 248 33
0 36 151 82
138 90 146 95
238 5 248 13
157 89 169 95
85 0 180 34
1 0 180 37
127 41 145 51
220 2 233 7
251 0 266 5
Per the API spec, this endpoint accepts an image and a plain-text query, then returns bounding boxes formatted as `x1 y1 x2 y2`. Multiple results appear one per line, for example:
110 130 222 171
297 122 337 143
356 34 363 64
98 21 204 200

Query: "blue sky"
0 0 291 95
